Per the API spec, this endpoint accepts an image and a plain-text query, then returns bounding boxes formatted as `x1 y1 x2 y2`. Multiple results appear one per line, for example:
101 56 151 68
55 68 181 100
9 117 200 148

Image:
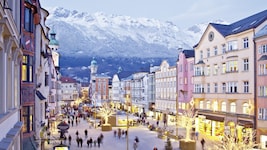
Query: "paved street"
44 115 213 150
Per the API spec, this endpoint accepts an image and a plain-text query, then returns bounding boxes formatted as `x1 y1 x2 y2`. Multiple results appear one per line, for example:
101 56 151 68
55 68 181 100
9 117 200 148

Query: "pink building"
255 24 267 148
176 49 195 114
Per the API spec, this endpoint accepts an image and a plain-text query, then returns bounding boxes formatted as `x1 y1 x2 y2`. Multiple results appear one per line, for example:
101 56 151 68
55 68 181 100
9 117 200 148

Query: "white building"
155 60 177 124
60 77 80 106
0 1 23 149
131 72 149 115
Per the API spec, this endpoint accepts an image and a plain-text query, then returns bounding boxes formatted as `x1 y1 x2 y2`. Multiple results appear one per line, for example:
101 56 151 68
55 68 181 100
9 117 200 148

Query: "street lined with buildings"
0 0 267 149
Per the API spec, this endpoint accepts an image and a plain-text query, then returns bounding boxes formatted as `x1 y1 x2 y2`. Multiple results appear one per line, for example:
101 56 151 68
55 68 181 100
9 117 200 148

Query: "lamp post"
126 94 129 150
176 93 178 139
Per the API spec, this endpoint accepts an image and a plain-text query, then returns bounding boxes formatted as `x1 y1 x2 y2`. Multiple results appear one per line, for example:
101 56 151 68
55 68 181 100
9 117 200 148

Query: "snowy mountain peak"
46 7 209 58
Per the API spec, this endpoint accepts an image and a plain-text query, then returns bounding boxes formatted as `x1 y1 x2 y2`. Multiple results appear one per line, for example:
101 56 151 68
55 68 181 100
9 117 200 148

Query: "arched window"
213 101 218 111
199 101 204 109
221 102 226 111
206 100 211 109
230 102 236 113
242 103 249 114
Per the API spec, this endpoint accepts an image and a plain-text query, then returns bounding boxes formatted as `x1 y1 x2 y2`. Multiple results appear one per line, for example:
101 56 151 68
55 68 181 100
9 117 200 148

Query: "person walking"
100 133 104 144
68 135 72 145
76 137 80 147
75 130 79 137
79 137 83 147
89 137 93 147
133 141 138 150
84 129 88 138
195 131 199 140
97 136 101 147
201 138 205 150
114 130 117 137
87 139 90 147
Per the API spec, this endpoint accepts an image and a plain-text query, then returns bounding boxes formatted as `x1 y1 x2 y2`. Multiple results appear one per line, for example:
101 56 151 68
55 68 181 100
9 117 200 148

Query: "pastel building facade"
193 10 267 142
255 24 267 148
0 0 23 149
155 60 177 124
176 49 195 114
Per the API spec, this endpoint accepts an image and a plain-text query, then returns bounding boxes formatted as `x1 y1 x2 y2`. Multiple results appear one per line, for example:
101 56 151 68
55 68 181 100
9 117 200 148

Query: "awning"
36 90 46 100
238 120 253 128
198 114 224 122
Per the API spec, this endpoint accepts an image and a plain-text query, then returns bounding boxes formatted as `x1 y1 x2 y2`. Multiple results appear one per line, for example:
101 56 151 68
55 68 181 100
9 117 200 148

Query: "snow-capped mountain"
46 7 210 58
45 7 227 81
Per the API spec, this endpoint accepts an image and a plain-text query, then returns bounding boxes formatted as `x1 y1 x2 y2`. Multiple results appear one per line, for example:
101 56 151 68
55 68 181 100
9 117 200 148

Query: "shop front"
197 114 225 138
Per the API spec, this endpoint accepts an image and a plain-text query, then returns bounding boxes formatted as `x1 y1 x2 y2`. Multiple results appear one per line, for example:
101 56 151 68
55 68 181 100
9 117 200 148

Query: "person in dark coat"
84 129 88 138
100 133 104 144
97 136 101 147
89 137 93 147
87 139 90 147
76 137 80 147
68 135 72 145
201 138 205 150
79 137 83 147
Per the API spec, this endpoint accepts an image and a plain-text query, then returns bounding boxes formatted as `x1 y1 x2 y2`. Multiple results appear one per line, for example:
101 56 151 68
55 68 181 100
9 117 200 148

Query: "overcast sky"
40 0 266 28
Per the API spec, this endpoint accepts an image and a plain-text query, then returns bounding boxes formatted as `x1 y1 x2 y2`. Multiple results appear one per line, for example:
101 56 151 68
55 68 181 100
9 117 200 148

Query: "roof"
60 76 77 83
255 25 267 38
211 9 267 37
183 49 195 58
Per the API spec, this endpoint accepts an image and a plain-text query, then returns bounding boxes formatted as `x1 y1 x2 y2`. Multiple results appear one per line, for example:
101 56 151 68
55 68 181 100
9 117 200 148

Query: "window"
214 46 218 56
259 44 267 54
259 86 267 96
243 81 249 93
22 106 34 133
206 66 210 76
222 63 226 73
213 101 218 111
214 83 218 93
258 108 267 120
227 82 238 93
180 65 183 72
226 60 238 72
222 44 226 54
222 83 226 93
230 102 236 113
243 37 249 48
190 63 194 71
22 55 33 82
24 7 33 32
194 66 204 76
214 64 218 75
200 50 203 60
242 103 249 114
228 40 238 51
194 84 204 93
199 101 204 109
207 49 210 57
207 83 210 93
243 59 249 71
206 101 211 109
184 77 187 85
221 102 226 111
259 64 267 75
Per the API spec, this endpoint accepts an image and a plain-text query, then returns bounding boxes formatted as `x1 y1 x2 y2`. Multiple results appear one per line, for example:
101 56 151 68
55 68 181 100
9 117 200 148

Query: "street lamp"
176 93 178 139
126 94 129 150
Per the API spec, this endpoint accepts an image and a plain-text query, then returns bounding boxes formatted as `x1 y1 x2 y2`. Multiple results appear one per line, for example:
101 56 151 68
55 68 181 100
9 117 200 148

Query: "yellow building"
193 10 267 142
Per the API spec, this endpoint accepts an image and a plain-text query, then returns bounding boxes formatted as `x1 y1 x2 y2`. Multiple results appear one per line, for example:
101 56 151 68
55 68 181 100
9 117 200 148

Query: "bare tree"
99 102 115 125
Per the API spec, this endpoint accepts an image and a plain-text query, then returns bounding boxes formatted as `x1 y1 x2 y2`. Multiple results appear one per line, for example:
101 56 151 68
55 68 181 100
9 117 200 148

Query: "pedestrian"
63 136 67 144
79 137 83 147
87 139 90 147
195 131 199 140
134 136 139 143
97 136 101 147
76 137 80 147
125 130 128 138
89 137 93 147
133 141 138 150
156 120 159 127
76 130 79 137
84 129 88 138
100 133 104 144
114 130 117 137
68 135 72 145
71 120 74 127
153 147 158 150
94 139 97 147
118 128 121 139
201 138 205 150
